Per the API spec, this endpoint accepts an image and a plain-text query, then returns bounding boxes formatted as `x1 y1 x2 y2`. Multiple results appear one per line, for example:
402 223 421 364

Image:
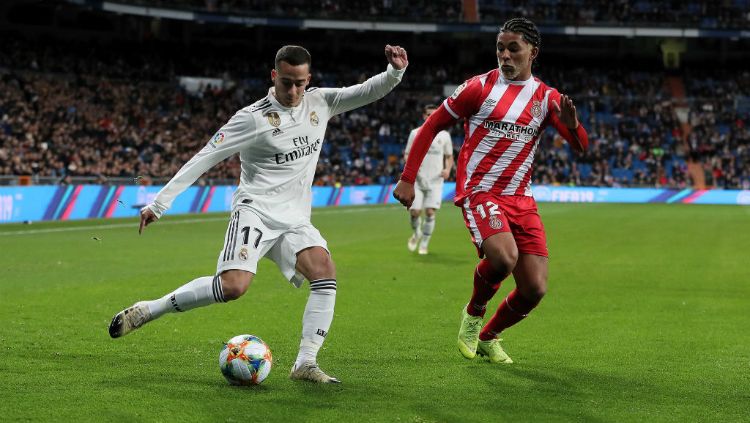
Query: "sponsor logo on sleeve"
451 81 467 99
210 131 225 148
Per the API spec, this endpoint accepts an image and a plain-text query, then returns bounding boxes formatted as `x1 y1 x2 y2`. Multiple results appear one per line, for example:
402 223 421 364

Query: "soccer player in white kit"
404 105 454 255
108 44 408 383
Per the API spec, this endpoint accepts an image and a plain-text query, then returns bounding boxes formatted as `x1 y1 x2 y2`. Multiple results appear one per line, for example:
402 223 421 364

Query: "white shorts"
216 206 328 287
410 180 444 211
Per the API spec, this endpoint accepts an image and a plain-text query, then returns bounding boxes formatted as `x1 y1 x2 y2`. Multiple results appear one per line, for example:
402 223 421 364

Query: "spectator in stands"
1 33 748 190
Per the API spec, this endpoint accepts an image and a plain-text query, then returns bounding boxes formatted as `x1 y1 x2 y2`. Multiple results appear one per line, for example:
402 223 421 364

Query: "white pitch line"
0 217 228 236
0 205 403 236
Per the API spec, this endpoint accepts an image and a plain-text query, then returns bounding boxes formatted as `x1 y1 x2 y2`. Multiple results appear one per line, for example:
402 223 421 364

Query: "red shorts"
460 192 548 258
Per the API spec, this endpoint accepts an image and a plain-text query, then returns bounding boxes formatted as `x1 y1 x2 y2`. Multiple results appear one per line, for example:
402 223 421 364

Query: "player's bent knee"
519 277 547 302
307 259 336 281
483 246 518 276
219 270 253 301
527 284 547 302
296 247 336 280
490 255 517 277
482 233 519 273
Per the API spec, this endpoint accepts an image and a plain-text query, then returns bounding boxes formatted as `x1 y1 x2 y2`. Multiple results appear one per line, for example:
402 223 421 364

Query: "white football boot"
418 238 429 255
289 362 341 383
407 234 420 252
108 302 152 338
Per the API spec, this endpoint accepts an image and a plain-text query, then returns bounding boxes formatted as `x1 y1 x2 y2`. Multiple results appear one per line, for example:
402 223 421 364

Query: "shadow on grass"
450 362 634 421
412 252 468 266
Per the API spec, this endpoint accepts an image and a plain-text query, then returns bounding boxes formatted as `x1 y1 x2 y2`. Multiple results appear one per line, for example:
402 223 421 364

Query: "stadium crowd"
120 0 750 28
1 36 749 190
480 0 750 28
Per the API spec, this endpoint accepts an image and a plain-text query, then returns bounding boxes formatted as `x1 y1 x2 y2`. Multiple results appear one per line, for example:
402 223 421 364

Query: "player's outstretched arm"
141 110 257 226
320 45 408 116
394 106 456 208
551 93 588 153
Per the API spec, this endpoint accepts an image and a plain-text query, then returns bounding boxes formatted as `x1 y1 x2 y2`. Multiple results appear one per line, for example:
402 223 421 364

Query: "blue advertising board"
0 184 747 224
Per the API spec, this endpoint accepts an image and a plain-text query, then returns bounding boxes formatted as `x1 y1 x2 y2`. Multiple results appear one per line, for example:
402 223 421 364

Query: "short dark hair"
500 18 541 48
423 104 438 113
274 45 311 69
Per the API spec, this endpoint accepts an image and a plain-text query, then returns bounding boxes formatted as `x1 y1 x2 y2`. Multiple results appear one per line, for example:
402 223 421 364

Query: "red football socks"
479 288 540 341
466 259 504 317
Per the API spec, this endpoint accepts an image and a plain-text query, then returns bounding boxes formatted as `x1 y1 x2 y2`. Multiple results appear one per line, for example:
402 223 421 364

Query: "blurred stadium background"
1 2 749 422
1 0 749 194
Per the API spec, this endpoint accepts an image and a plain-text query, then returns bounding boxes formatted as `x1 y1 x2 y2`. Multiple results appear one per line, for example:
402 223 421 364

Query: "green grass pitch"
1 203 748 422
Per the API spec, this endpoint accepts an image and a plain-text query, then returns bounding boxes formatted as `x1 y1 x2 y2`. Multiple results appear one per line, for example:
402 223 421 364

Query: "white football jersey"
148 64 405 226
405 127 452 186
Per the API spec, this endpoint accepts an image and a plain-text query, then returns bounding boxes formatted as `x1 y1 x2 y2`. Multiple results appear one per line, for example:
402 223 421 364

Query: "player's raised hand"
392 180 415 208
385 45 408 70
551 94 579 130
139 206 158 235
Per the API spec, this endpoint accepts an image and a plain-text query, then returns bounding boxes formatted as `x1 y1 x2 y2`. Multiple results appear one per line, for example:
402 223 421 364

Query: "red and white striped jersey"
444 69 563 202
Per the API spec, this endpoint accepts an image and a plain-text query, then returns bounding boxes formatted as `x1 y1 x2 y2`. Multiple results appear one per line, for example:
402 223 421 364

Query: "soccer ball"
219 334 273 385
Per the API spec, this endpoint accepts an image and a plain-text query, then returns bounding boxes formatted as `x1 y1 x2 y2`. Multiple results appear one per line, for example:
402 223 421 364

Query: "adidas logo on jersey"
272 128 283 137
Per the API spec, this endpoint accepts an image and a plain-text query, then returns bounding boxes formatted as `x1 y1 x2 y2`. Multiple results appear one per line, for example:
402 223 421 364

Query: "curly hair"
500 17 541 48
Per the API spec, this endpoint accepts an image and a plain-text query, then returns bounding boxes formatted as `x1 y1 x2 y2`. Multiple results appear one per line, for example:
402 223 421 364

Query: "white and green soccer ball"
219 334 273 385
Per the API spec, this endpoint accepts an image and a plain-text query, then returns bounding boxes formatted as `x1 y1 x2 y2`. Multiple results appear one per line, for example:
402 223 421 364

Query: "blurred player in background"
404 104 454 255
394 18 588 364
109 44 409 383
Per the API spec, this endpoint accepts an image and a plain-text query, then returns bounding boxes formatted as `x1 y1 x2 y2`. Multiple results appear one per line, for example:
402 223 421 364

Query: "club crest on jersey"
210 131 225 147
239 247 248 261
265 112 281 127
451 81 467 99
531 100 542 118
310 111 319 126
489 215 503 230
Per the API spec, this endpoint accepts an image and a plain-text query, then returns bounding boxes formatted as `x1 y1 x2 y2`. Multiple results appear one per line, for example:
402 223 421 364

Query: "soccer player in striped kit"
394 18 588 363
109 44 408 383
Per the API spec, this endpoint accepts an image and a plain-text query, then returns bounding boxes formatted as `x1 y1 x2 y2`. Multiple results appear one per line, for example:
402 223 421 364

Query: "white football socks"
421 215 436 245
295 278 337 367
410 215 421 238
141 274 336 368
144 275 226 319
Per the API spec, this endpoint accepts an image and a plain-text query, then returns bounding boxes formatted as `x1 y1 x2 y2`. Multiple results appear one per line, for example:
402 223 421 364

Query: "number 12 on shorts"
475 201 499 219
241 226 263 248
